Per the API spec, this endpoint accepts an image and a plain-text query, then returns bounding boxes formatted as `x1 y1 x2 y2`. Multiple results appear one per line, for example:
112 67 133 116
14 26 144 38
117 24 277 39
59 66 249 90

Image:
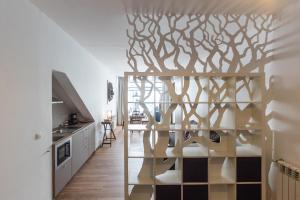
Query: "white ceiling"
31 0 285 73
31 0 130 73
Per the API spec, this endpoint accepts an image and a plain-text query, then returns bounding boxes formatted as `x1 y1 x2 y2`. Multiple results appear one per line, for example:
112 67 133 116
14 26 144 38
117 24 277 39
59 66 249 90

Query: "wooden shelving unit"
124 72 265 200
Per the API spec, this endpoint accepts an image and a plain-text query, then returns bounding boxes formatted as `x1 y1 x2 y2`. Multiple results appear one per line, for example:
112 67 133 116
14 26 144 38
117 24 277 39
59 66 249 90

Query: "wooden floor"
56 127 124 200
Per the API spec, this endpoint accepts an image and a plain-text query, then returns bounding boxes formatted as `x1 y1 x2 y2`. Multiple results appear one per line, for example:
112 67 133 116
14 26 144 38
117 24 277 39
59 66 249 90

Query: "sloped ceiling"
31 0 285 73
53 70 94 121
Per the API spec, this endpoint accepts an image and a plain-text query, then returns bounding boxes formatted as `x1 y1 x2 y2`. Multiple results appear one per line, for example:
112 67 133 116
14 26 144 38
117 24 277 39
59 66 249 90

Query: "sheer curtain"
117 77 124 125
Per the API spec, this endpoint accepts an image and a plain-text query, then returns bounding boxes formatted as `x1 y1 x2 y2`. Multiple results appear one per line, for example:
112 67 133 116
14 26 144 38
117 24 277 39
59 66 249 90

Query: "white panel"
282 174 289 200
289 178 296 200
296 180 300 200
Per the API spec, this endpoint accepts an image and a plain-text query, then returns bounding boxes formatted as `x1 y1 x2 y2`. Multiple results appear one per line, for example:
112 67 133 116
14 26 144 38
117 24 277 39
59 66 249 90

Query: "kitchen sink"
52 124 85 142
52 135 64 142
62 127 80 130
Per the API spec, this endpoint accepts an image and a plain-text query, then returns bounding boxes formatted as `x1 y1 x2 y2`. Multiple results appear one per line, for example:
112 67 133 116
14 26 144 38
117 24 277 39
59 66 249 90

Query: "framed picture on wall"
107 80 114 103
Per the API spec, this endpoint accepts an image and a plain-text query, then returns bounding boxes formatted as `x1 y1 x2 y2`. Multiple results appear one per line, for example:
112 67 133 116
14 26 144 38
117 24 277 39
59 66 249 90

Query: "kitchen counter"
52 122 94 145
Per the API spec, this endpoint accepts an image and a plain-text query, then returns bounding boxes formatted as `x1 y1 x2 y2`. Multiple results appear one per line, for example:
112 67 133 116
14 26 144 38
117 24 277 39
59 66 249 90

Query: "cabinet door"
82 128 89 163
55 159 72 196
55 164 65 196
71 131 83 176
88 125 96 156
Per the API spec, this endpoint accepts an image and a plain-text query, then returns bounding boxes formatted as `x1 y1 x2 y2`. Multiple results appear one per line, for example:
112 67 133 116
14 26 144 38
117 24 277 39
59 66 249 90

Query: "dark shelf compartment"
156 185 181 200
237 184 261 200
237 157 261 182
183 158 208 182
183 185 208 200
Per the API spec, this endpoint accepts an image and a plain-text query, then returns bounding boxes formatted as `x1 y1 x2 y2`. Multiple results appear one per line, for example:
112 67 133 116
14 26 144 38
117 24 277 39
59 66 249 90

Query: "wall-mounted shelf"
52 97 63 104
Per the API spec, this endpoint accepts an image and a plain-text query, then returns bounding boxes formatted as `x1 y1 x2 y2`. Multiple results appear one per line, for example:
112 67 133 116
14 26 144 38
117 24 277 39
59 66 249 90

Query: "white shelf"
129 185 154 200
155 170 182 184
155 124 183 131
237 182 262 184
128 158 154 185
128 149 154 158
236 145 262 157
209 150 235 158
183 145 209 158
155 147 181 158
155 124 212 131
128 176 154 185
128 124 153 131
210 177 235 185
183 182 209 185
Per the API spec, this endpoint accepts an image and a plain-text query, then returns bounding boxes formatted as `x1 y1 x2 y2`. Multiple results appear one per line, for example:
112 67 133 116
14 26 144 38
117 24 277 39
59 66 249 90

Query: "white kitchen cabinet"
88 125 96 157
71 130 83 176
54 123 96 197
82 128 89 163
71 123 95 176
55 159 72 196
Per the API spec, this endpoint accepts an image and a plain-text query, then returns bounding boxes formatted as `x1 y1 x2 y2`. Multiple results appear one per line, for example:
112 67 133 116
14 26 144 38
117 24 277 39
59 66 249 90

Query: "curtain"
117 77 124 125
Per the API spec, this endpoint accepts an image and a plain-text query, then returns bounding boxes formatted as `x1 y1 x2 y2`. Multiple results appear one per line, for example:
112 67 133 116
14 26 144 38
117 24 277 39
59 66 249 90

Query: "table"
101 121 116 147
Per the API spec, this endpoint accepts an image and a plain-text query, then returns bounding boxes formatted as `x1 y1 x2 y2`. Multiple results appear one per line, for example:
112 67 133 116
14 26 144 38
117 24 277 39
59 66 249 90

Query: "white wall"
0 0 117 199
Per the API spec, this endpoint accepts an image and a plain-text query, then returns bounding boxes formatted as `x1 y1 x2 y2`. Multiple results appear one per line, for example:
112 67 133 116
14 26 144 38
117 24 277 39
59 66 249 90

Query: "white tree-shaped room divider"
124 11 277 200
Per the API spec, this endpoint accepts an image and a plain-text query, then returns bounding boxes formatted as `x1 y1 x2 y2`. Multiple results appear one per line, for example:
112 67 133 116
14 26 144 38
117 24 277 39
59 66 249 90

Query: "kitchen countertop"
52 122 94 145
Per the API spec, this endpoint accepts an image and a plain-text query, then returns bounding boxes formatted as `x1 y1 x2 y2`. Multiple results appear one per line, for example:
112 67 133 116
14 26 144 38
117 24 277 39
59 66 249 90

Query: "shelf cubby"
209 130 235 157
183 76 209 103
128 158 154 185
210 184 235 200
128 102 155 123
236 157 261 182
182 103 209 129
156 76 183 104
155 158 182 184
154 130 182 158
209 103 236 130
156 185 181 200
183 158 208 183
183 130 209 157
236 103 262 130
155 170 182 185
236 130 262 157
209 76 236 103
128 76 156 103
128 185 154 200
183 185 209 200
237 184 261 200
236 76 262 102
209 157 235 184
155 103 182 129
128 130 154 158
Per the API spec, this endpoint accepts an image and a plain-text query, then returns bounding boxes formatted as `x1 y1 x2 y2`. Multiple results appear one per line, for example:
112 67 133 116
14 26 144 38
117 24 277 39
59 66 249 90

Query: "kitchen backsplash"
52 103 71 128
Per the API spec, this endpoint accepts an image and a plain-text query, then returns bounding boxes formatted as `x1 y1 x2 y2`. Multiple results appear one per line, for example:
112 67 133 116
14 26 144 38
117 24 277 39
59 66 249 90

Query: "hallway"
56 127 124 200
